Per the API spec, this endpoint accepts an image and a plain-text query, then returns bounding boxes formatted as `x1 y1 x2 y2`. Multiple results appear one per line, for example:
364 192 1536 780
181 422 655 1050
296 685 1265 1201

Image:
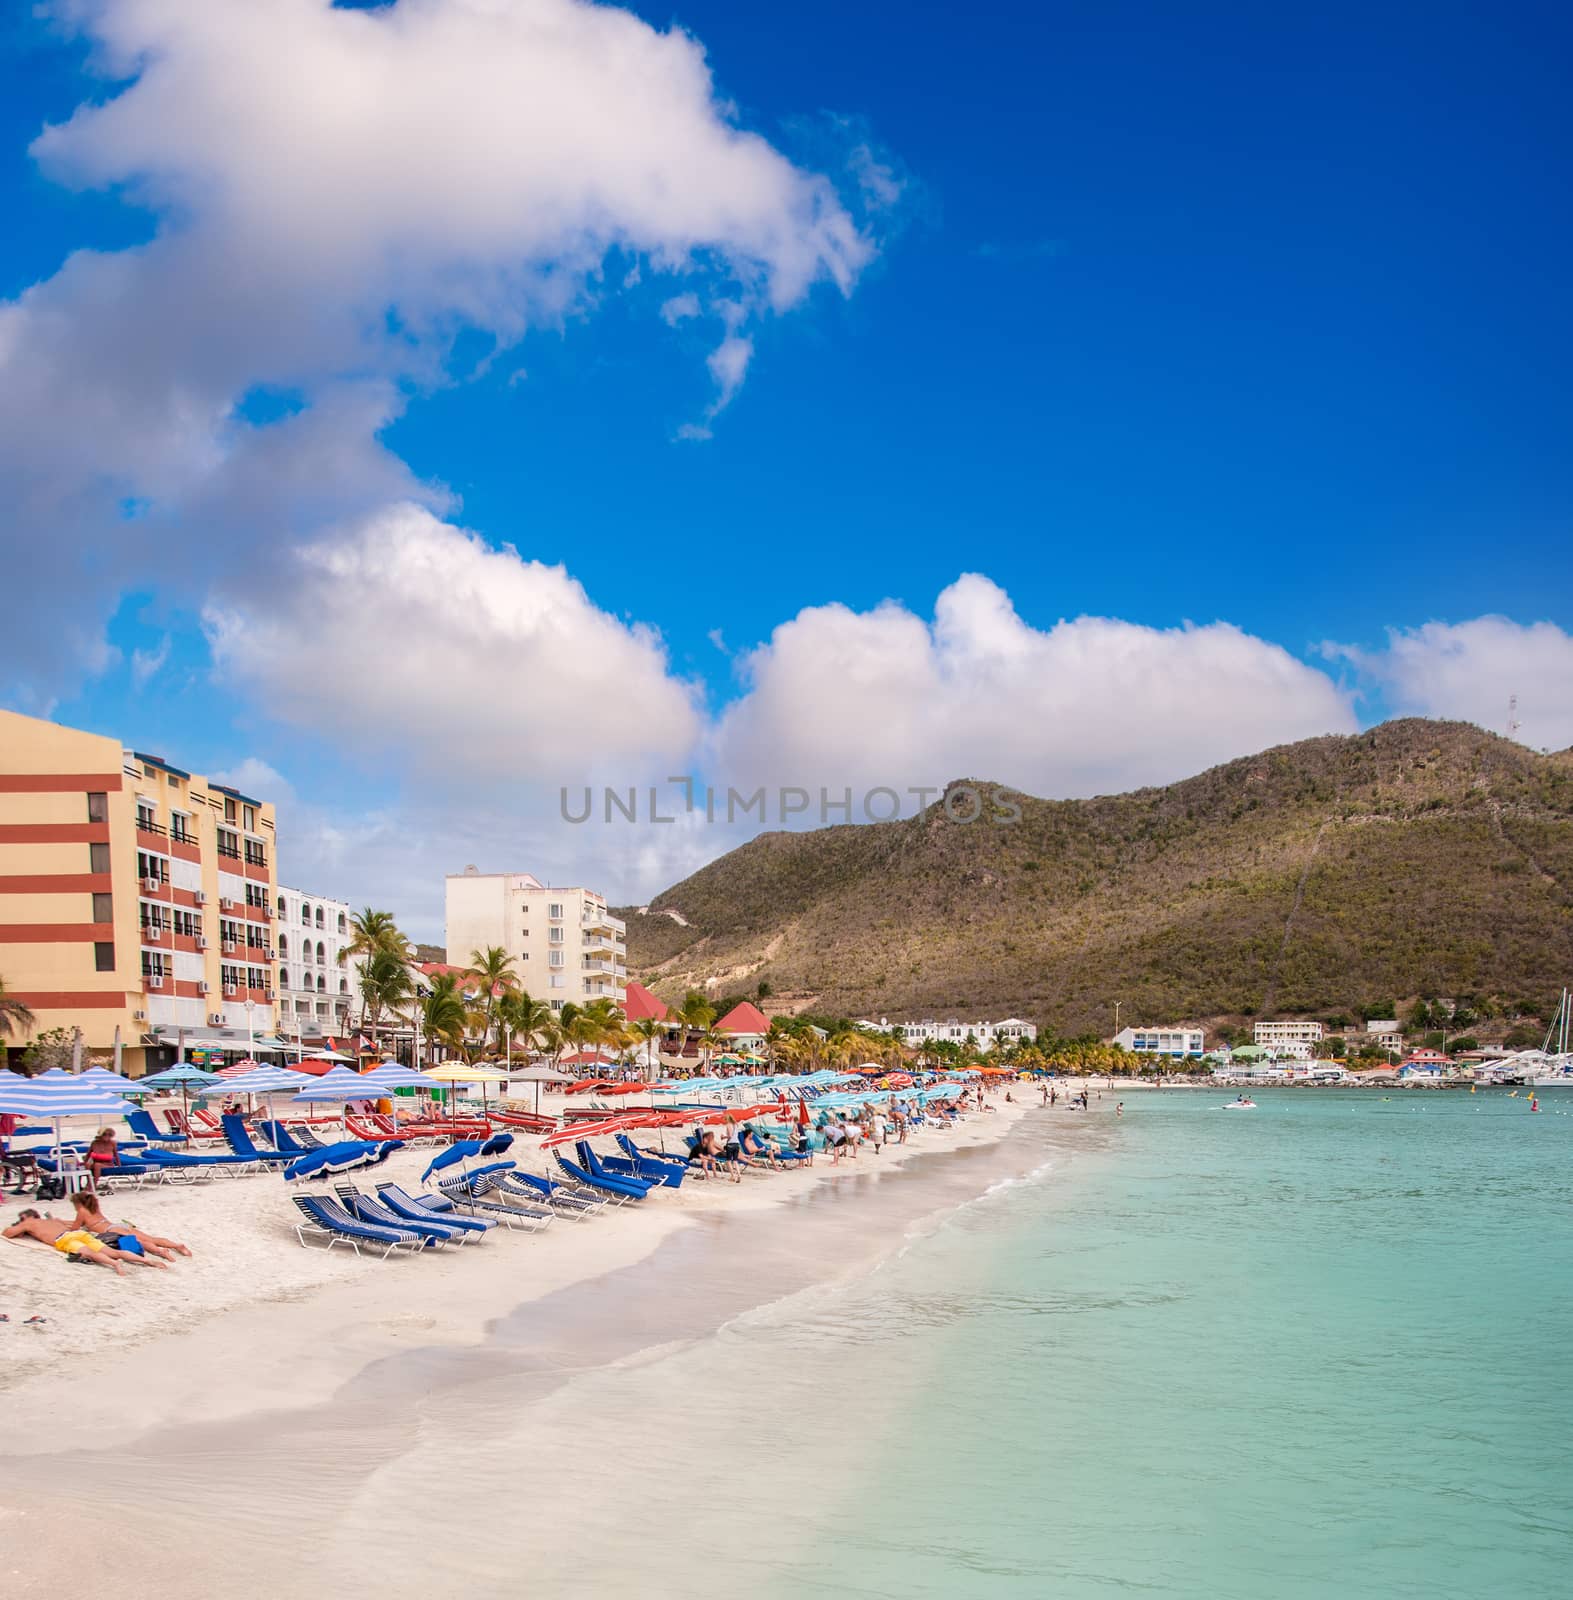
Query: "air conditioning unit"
132 1009 147 1022
223 983 239 998
143 876 164 893
194 934 208 951
220 896 237 911
221 939 238 953
265 988 277 1001
146 975 165 989
209 1013 225 1026
197 980 209 996
192 889 207 905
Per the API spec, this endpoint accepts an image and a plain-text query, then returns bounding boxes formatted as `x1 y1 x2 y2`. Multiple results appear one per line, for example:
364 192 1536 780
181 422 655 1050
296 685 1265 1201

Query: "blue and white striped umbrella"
221 1066 310 1097
0 1077 136 1118
357 1063 431 1092
291 1066 380 1104
138 1065 226 1092
283 1139 402 1182
78 1065 139 1093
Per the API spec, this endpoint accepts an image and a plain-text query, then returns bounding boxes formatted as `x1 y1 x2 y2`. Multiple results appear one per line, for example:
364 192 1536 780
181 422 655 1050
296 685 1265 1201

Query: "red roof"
716 1000 769 1036
622 981 669 1023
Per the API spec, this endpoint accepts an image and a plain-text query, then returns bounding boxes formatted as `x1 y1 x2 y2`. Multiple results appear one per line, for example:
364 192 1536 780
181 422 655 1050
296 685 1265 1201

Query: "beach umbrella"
291 1066 384 1134
77 1065 139 1094
421 1140 482 1185
136 1063 225 1133
0 1074 137 1178
358 1062 435 1134
283 1139 402 1182
423 1062 508 1123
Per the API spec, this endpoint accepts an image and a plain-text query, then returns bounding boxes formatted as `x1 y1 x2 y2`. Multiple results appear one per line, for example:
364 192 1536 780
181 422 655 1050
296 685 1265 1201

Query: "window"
276 895 286 915
87 791 108 823
136 801 156 830
170 813 193 844
278 935 288 956
92 892 113 923
223 797 236 822
94 941 115 972
315 907 324 927
548 927 564 944
316 1002 329 1018
549 977 565 990
337 913 346 933
141 952 165 980
89 842 110 874
548 902 563 920
279 968 290 989
317 974 326 992
216 829 240 860
316 941 325 963
301 904 312 924
339 979 348 994
243 805 256 831
548 950 565 968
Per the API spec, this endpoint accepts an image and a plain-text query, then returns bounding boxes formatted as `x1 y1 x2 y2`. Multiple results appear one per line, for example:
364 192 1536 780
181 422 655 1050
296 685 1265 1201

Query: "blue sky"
2 0 1570 934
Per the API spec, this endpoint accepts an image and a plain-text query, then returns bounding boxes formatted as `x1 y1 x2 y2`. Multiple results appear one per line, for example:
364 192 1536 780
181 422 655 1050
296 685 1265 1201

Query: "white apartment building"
859 1017 1039 1051
1114 1025 1207 1057
445 869 626 1013
1253 1019 1325 1047
274 887 353 1042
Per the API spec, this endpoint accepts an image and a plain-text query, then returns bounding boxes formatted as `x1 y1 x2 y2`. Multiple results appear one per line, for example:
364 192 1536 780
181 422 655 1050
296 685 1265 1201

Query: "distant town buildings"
1113 1025 1207 1058
1251 1019 1324 1060
444 867 626 1013
858 1017 1039 1051
274 887 352 1046
0 708 280 1074
1365 1019 1401 1036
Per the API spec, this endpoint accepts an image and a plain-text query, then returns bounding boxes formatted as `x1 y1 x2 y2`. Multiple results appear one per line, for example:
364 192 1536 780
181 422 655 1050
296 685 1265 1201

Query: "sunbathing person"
69 1192 192 1261
698 1128 741 1183
4 1209 167 1272
85 1126 122 1187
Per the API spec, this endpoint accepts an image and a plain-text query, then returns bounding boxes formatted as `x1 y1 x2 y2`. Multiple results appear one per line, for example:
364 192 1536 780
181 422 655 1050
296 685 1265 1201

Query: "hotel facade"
444 868 626 1012
274 886 353 1045
0 709 279 1074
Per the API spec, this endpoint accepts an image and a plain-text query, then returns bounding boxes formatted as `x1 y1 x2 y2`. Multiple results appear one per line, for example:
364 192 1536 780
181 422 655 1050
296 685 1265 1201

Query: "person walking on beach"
1116 1102 1124 1118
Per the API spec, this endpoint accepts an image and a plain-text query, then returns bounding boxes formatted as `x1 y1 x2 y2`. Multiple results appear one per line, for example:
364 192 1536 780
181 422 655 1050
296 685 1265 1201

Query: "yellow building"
0 708 280 1075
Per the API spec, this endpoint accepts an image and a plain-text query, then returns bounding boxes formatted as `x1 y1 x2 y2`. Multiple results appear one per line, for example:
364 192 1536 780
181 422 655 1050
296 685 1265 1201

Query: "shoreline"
2 1091 1044 1459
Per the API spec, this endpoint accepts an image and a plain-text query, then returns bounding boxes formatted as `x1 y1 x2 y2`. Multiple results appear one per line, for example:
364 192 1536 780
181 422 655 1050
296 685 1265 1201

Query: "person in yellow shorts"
3 1210 168 1273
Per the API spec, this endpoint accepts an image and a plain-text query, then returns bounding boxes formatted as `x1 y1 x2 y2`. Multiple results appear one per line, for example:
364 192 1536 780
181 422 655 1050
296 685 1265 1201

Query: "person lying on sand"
4 1210 168 1273
68 1192 191 1262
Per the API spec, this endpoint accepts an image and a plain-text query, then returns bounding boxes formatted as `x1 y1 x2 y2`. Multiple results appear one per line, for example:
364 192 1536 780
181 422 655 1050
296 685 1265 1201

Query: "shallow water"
15 1089 1572 1599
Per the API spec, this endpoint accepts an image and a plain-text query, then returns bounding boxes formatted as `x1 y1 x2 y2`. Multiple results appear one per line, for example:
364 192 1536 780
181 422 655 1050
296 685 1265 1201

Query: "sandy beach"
1 1091 1042 1460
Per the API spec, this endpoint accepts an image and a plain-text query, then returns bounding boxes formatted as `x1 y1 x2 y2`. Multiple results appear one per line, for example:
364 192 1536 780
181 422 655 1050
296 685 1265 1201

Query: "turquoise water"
450 1088 1573 1599
750 1089 1573 1598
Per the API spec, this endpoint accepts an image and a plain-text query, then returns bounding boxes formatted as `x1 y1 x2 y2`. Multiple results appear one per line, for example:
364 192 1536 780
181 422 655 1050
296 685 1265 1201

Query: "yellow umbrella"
422 1062 509 1123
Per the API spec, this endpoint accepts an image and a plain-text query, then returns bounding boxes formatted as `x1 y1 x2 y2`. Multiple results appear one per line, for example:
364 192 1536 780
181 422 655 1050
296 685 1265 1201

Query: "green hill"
619 720 1573 1033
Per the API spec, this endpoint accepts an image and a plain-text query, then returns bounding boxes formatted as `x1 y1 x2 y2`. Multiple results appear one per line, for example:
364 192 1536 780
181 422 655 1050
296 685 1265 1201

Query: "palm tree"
630 1016 663 1079
496 989 552 1064
357 946 413 1042
0 975 36 1042
411 973 468 1065
466 945 518 1050
343 908 408 965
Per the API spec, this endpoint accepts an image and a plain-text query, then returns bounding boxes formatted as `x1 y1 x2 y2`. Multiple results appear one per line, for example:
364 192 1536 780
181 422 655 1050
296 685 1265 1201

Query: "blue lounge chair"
258 1120 315 1157
498 1169 605 1216
334 1183 471 1246
575 1140 657 1197
437 1169 552 1231
137 1146 259 1178
222 1114 294 1164
553 1147 647 1202
290 1194 426 1258
374 1182 494 1235
611 1134 687 1188
126 1109 187 1145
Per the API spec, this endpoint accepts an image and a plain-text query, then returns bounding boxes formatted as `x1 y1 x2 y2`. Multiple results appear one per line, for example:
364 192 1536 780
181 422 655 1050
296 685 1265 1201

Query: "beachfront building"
1253 1019 1324 1059
0 708 280 1075
1113 1025 1207 1058
274 887 352 1048
862 1017 1040 1051
714 999 770 1053
444 867 626 1013
1396 1049 1451 1081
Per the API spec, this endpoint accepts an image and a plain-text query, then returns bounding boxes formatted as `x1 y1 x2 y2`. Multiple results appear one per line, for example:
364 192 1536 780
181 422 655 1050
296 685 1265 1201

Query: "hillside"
618 721 1573 1033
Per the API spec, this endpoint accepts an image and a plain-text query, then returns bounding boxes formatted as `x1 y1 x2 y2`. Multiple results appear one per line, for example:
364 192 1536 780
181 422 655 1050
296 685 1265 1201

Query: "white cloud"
660 292 701 326
1 0 879 696
1327 617 1573 751
129 634 170 688
711 574 1358 801
202 502 703 782
210 756 295 804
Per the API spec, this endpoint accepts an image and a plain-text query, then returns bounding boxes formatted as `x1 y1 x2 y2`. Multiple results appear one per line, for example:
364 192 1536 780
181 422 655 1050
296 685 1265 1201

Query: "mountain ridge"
617 720 1573 1032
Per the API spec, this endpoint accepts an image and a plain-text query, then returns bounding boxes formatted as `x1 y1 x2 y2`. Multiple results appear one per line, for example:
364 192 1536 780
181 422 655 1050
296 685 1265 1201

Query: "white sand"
0 1090 1036 1455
